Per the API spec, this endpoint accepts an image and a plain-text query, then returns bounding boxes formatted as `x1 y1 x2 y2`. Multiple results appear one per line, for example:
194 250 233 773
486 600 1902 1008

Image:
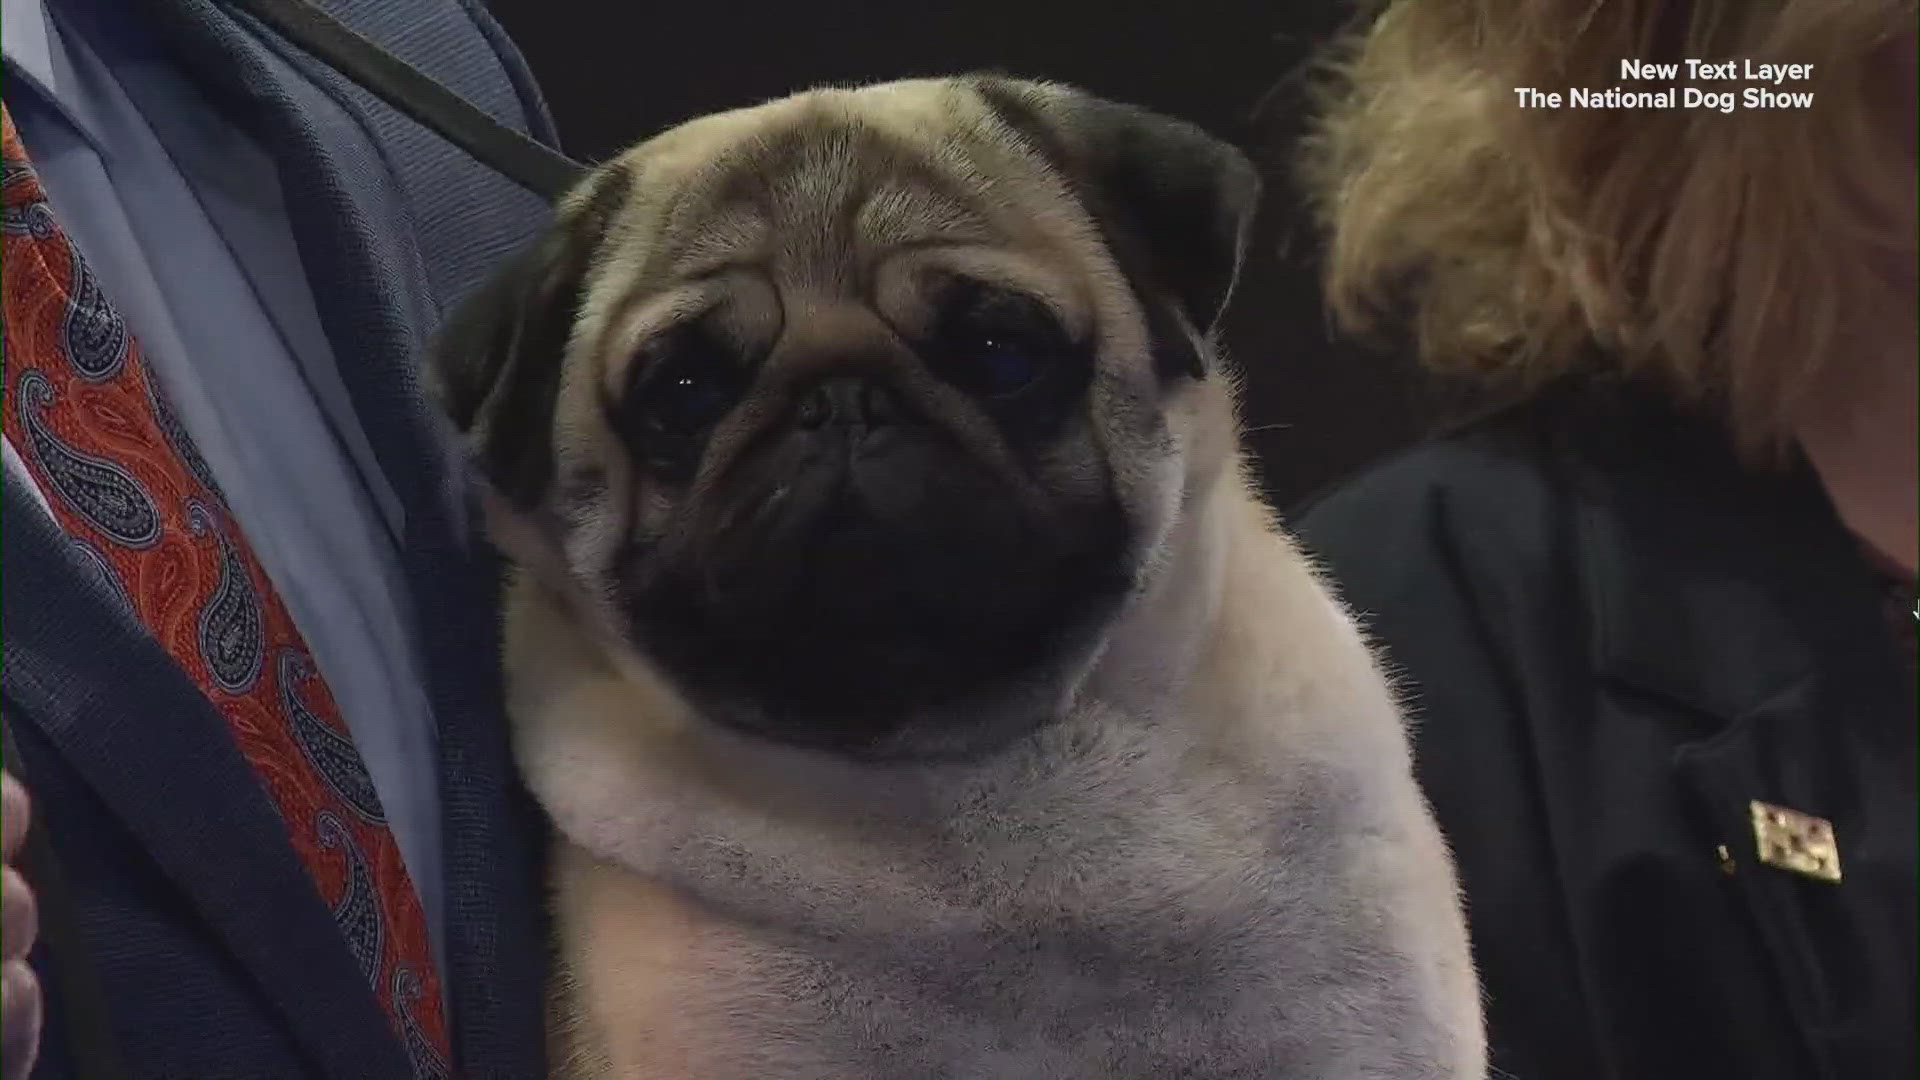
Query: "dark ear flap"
428 163 633 508
970 77 1261 380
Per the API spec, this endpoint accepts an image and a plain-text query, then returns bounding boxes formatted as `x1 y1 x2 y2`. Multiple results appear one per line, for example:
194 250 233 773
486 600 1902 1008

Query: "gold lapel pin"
1749 800 1842 884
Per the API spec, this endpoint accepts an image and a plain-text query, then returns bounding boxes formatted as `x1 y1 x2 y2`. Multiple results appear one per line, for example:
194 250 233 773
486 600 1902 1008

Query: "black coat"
1 0 557 1075
1294 383 1916 1080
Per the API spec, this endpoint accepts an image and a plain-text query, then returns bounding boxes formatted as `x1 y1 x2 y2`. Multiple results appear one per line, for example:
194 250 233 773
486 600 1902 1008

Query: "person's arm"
1293 450 1608 1080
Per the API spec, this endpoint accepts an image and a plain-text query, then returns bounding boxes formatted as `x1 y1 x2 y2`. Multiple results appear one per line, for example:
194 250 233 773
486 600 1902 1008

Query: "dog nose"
794 376 901 430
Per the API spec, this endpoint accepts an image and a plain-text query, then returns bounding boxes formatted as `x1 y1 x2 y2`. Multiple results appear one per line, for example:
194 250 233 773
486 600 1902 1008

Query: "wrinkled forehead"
596 90 1075 293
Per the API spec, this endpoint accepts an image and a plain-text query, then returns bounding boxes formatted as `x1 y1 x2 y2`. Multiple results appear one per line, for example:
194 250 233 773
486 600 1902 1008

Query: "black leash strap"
1 711 127 1080
222 0 587 200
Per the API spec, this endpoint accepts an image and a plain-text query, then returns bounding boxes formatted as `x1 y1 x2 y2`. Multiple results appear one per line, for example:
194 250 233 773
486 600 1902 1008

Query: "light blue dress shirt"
3 0 447 973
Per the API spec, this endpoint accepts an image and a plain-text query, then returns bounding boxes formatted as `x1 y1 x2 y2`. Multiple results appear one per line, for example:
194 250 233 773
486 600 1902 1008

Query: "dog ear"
429 163 634 508
969 77 1260 380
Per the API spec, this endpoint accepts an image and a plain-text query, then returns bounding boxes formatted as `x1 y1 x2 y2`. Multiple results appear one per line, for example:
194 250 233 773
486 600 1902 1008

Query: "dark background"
485 0 1437 509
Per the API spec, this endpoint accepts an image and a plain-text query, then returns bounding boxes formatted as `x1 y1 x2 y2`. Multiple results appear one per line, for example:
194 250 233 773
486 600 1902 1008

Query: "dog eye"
927 280 1070 400
645 361 733 434
971 335 1042 397
617 330 746 474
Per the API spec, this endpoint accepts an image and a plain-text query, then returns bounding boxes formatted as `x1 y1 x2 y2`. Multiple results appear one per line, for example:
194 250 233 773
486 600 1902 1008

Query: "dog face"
433 76 1258 759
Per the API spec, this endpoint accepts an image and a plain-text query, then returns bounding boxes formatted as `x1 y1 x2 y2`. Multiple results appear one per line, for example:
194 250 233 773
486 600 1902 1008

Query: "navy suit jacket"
3 0 558 1076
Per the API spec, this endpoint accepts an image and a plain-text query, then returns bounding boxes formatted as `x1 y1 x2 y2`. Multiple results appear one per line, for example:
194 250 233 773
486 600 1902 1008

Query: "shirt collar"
3 0 111 152
3 0 57 94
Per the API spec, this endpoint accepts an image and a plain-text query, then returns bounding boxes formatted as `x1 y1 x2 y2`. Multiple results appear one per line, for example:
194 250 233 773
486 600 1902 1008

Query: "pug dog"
430 76 1484 1079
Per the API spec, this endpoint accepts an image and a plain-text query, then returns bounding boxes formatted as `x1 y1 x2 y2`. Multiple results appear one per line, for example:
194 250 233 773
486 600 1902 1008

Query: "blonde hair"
1298 0 1917 455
